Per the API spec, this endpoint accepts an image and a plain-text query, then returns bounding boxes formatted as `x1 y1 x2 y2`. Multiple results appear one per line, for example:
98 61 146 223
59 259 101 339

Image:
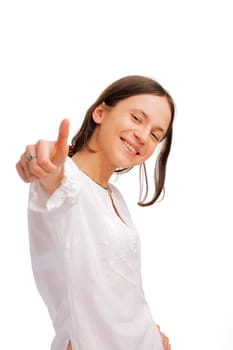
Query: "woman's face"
91 94 172 170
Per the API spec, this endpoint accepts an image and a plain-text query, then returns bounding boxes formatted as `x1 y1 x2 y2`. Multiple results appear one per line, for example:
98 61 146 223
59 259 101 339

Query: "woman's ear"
92 103 107 124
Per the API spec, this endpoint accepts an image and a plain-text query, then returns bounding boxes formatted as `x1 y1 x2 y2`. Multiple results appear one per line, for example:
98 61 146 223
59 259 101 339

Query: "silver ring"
26 152 36 162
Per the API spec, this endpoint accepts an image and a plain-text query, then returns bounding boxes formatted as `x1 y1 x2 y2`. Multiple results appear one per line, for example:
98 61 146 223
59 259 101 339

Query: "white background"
0 0 232 349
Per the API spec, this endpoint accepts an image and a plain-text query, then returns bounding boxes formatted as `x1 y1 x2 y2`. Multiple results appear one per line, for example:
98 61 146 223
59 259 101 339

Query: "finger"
16 161 28 182
33 141 57 173
16 161 38 183
53 119 70 165
161 334 170 350
156 326 170 350
25 144 55 176
20 145 53 181
57 118 70 147
19 148 38 180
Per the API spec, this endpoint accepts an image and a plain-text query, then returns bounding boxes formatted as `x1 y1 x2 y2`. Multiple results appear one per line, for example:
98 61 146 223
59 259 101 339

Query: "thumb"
52 119 70 165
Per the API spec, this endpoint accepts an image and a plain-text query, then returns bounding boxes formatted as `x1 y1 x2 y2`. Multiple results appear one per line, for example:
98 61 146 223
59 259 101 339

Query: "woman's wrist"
38 165 64 195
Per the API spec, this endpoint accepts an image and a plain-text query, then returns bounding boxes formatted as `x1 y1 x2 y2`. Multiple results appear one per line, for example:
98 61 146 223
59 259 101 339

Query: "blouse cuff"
28 157 80 212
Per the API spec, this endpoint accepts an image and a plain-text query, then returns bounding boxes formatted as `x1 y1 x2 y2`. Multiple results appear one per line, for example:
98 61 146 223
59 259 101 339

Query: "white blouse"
28 157 163 350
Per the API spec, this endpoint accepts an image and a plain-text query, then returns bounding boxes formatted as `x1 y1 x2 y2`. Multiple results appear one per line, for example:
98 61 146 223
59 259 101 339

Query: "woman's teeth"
123 140 139 155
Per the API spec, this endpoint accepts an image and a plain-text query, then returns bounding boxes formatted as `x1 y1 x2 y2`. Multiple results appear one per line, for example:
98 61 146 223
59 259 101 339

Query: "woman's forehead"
115 94 172 125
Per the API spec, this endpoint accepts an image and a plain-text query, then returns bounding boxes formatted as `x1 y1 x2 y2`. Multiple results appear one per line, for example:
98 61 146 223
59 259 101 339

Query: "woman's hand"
15 119 70 194
157 325 171 350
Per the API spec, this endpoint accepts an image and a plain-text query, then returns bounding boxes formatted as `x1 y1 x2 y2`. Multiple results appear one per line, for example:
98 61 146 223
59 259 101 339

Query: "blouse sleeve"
28 157 80 213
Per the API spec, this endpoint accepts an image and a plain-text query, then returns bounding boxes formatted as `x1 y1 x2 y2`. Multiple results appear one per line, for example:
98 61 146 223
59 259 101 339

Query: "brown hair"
69 75 175 206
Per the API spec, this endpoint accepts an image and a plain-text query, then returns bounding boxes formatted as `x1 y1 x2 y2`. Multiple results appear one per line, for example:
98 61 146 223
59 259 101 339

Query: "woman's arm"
15 119 70 195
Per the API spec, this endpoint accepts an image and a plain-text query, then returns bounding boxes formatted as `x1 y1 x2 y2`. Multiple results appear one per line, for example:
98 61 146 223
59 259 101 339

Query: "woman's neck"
71 149 114 189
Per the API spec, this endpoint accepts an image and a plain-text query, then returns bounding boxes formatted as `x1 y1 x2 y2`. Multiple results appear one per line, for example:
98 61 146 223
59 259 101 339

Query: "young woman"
16 75 175 350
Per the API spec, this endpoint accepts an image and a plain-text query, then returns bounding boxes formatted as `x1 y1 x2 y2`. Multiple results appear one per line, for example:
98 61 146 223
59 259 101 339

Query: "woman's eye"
132 114 140 121
151 133 159 141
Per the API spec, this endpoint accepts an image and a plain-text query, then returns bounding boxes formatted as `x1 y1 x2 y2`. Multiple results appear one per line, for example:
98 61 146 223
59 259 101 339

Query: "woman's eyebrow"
132 108 148 119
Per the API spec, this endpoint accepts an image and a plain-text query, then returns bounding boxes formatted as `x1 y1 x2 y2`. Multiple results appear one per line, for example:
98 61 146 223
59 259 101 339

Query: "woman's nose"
133 127 149 144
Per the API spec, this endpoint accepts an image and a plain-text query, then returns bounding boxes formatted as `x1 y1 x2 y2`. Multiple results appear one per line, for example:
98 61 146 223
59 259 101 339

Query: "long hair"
69 75 175 206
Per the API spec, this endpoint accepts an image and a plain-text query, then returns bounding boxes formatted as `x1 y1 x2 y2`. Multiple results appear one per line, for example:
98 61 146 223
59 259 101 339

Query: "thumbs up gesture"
16 119 70 194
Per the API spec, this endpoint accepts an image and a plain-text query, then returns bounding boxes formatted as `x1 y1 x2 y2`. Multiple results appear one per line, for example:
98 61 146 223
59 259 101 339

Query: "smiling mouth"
121 138 140 155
